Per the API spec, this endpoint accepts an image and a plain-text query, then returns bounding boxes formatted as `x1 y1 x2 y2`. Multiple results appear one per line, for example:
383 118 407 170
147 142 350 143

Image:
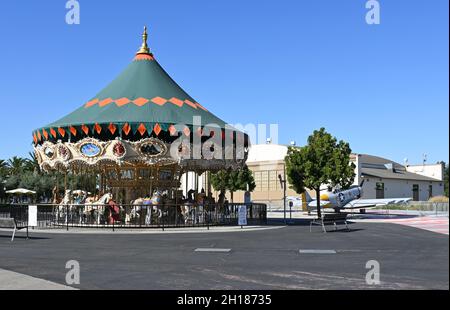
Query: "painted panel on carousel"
136 138 167 158
112 141 126 158
44 146 56 159
58 145 71 161
80 142 102 157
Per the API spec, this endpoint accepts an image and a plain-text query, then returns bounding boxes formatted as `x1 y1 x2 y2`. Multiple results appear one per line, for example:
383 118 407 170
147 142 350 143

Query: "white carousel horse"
84 193 113 224
56 190 92 224
128 191 164 224
56 190 73 224
150 191 164 222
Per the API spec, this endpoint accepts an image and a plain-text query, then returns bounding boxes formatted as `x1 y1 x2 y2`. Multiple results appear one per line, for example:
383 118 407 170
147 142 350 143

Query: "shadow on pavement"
0 234 51 241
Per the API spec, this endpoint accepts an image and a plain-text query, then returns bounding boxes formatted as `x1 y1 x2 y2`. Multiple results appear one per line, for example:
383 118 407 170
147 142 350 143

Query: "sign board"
238 205 247 226
28 205 38 227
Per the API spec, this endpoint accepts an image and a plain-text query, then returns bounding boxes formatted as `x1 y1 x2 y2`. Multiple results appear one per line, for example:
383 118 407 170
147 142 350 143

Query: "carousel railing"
0 202 267 230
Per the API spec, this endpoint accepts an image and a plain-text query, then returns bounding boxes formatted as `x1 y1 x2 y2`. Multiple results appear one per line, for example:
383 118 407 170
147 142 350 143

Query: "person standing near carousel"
143 194 152 225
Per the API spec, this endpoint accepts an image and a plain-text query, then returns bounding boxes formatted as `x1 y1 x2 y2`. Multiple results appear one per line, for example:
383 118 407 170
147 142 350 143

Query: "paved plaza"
0 220 448 290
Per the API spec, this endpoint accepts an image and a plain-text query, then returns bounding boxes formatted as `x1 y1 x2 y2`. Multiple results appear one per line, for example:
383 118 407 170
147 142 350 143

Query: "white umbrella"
5 188 37 195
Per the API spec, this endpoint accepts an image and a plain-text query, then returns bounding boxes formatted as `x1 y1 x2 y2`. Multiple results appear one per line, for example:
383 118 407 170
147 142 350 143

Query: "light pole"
278 168 287 225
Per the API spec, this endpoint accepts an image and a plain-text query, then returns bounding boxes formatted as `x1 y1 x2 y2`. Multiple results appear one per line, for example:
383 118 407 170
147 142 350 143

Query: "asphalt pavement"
0 221 448 290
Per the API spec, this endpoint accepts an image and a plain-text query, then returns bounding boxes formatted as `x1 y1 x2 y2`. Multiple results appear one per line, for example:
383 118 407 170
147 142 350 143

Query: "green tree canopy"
227 165 256 203
0 153 98 202
210 170 230 195
211 166 256 203
6 156 27 176
285 128 355 218
444 163 449 197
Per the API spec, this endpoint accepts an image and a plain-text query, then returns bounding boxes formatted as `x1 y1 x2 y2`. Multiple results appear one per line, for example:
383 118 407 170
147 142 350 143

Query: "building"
227 143 445 206
352 154 445 202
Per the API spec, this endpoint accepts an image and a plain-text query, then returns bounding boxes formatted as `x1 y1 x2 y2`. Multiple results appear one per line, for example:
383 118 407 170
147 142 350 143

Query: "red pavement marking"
381 217 449 235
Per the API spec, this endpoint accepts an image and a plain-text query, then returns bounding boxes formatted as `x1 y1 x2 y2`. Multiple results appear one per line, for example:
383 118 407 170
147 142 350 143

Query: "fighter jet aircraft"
305 181 412 213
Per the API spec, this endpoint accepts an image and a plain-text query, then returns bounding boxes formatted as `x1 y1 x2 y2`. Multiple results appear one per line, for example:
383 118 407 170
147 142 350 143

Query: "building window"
269 171 278 190
254 171 262 192
261 171 269 191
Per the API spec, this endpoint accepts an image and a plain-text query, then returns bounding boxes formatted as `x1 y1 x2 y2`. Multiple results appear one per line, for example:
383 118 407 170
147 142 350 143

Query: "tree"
210 169 230 205
6 156 27 176
24 151 40 173
211 166 256 204
0 153 99 201
285 128 355 218
0 160 6 201
444 163 449 197
227 165 256 203
0 159 7 179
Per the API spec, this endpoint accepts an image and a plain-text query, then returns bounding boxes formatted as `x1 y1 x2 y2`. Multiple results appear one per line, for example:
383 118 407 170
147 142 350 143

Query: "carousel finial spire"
137 26 150 55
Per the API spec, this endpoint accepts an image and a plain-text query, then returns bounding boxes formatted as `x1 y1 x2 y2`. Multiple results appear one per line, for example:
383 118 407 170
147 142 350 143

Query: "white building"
179 143 445 203
352 154 445 201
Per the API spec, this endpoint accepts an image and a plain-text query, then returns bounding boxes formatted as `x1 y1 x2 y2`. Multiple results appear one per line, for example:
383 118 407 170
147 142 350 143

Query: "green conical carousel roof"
34 27 231 142
45 54 225 128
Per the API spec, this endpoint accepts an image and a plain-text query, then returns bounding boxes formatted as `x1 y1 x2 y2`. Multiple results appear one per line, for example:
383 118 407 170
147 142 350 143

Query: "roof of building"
361 167 440 182
358 154 441 181
33 27 235 143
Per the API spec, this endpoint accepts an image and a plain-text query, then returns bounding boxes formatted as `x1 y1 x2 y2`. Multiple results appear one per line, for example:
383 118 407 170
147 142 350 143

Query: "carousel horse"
127 197 146 223
84 193 113 224
71 190 89 224
180 192 206 225
56 190 73 224
128 191 164 224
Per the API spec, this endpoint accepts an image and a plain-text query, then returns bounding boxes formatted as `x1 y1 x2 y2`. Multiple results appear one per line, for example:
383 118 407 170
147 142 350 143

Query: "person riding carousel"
106 196 121 225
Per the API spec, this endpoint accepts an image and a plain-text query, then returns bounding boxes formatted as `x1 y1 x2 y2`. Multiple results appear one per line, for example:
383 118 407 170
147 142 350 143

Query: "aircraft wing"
342 198 413 209
308 200 330 208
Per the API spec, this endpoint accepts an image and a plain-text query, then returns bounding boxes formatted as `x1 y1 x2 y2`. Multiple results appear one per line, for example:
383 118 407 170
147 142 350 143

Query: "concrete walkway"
1 225 284 235
0 268 76 290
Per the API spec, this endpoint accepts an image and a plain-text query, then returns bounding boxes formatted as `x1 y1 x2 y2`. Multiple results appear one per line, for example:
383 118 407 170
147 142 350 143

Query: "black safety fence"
0 203 267 230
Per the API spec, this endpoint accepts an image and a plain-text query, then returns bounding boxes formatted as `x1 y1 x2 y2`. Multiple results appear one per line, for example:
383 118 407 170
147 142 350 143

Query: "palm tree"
7 156 27 176
0 159 7 176
25 151 40 173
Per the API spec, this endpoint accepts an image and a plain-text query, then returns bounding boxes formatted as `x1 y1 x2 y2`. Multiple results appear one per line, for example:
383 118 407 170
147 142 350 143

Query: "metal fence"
0 202 267 230
374 201 449 217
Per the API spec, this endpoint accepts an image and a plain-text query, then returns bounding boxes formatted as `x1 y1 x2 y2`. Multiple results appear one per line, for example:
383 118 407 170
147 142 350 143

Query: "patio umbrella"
5 188 37 195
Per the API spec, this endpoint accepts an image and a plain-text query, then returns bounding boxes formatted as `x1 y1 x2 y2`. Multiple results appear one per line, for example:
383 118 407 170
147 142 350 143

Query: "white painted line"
195 248 232 253
299 249 337 254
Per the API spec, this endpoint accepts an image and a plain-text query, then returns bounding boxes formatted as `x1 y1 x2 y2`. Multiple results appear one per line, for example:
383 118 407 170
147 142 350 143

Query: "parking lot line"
194 248 232 253
299 249 337 254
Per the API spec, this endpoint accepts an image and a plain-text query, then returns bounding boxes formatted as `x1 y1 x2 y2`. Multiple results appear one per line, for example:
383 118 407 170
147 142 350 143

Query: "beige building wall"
223 160 314 207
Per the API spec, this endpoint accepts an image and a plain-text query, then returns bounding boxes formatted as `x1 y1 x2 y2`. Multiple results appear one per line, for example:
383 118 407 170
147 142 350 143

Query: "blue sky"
0 0 448 165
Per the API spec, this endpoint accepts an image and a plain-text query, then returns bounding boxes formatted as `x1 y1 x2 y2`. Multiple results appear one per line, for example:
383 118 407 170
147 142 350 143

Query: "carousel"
31 27 256 227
